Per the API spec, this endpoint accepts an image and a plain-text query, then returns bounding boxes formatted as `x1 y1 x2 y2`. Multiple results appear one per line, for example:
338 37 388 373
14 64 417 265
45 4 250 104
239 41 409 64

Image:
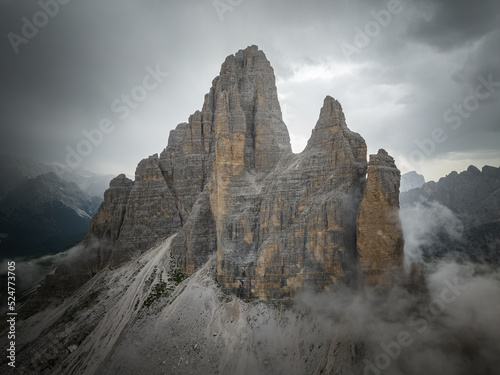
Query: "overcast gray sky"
1 0 499 181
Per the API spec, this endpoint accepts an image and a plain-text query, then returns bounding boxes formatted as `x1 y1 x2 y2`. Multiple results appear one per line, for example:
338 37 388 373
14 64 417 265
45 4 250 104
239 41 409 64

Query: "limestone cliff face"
83 46 403 299
213 95 368 299
85 174 133 270
357 149 404 286
85 156 183 268
112 155 182 265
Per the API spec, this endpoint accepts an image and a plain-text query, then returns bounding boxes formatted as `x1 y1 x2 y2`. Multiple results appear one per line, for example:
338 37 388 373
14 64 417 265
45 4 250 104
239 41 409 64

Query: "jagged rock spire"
210 45 292 172
357 149 404 285
85 47 404 299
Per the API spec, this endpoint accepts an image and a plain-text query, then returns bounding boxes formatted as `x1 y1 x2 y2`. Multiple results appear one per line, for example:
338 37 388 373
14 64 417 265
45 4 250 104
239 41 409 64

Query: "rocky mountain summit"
400 171 425 192
0 155 112 200
84 45 403 299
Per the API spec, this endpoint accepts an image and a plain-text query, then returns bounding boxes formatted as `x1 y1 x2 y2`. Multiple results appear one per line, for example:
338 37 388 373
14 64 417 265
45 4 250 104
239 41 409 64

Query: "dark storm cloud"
0 0 499 180
0 0 216 172
407 0 500 50
326 0 500 178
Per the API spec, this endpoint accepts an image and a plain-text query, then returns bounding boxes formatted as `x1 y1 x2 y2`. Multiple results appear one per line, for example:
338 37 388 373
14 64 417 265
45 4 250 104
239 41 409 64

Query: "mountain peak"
318 95 345 126
400 170 425 192
82 47 402 299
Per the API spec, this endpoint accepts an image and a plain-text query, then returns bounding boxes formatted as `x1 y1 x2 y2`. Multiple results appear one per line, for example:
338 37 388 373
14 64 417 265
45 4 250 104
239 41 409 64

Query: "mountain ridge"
82 45 403 300
400 164 500 263
0 171 103 260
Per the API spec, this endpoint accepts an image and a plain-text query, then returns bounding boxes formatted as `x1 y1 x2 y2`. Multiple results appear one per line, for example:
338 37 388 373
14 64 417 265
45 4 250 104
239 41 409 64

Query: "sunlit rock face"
86 45 404 299
357 149 404 286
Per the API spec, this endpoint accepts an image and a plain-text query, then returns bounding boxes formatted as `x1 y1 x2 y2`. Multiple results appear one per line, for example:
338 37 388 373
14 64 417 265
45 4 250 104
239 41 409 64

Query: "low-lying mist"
291 201 500 375
0 241 98 314
0 244 87 293
295 261 500 374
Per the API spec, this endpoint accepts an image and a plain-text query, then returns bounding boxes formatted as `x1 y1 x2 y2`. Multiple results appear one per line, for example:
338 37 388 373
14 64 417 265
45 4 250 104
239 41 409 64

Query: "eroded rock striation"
357 149 404 285
83 45 404 299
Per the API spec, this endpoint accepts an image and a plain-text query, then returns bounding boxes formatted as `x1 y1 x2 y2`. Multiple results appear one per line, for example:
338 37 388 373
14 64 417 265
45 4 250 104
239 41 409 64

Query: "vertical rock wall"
357 149 404 285
84 46 404 299
216 96 368 299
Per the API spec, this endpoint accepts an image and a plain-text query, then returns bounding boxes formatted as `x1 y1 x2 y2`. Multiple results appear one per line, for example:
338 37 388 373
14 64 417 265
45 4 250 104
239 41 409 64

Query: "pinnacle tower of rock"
83 45 404 299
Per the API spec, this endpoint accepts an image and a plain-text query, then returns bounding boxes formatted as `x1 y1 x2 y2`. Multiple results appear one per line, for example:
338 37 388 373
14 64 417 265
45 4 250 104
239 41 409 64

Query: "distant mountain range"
0 155 113 259
400 165 500 263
